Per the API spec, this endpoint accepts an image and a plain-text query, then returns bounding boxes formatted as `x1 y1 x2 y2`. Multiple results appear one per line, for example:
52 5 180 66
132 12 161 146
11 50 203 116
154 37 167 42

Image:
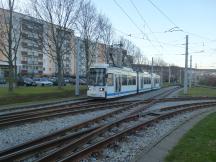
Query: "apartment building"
72 38 117 77
0 8 75 78
0 8 132 79
20 18 44 75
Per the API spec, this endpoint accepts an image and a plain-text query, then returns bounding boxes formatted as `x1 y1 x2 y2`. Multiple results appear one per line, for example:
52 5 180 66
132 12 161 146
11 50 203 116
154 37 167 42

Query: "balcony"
38 71 43 74
21 69 28 74
21 61 27 64
21 51 28 56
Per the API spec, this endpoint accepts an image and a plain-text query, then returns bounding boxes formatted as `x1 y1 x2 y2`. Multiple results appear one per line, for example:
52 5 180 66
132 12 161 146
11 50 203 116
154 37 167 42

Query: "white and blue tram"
87 64 160 99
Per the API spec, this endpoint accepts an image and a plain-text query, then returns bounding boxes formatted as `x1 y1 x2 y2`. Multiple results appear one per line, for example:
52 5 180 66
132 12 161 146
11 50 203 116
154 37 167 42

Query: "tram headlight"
99 88 104 91
88 87 92 91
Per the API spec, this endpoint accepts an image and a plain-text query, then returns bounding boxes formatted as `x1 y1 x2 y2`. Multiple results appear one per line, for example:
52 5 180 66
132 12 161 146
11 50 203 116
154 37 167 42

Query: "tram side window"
144 77 151 84
132 76 136 85
141 77 144 88
144 77 147 84
107 73 113 86
127 76 132 85
149 78 151 84
156 79 158 84
122 75 127 85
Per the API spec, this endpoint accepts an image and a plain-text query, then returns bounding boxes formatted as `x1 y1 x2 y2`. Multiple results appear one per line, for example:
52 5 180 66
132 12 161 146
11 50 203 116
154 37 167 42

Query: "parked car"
0 78 6 84
24 78 37 86
34 78 53 86
80 78 87 85
17 77 36 86
64 78 70 84
69 78 86 85
51 78 66 86
69 78 76 85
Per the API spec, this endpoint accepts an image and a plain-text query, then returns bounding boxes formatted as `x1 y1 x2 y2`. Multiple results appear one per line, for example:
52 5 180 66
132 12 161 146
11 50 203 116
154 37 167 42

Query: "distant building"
0 8 133 79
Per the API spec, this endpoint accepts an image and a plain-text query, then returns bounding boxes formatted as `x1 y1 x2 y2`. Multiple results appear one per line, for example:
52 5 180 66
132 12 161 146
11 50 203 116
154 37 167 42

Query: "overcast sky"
91 0 216 69
3 0 216 69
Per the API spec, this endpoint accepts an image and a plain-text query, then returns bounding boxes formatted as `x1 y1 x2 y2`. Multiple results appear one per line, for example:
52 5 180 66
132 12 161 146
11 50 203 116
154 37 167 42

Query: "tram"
87 64 160 99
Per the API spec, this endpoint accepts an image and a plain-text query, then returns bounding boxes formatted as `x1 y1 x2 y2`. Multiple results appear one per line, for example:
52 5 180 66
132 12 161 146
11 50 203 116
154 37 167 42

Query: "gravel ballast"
149 100 216 111
0 99 90 115
86 108 213 162
0 109 113 151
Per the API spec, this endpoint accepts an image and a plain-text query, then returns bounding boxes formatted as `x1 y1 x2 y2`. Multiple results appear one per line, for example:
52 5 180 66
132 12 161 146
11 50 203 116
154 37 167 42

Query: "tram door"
115 75 121 93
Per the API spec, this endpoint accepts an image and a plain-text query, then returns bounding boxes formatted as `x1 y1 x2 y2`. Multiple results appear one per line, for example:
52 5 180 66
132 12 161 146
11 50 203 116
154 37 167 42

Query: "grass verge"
165 112 216 162
179 87 216 97
0 85 87 106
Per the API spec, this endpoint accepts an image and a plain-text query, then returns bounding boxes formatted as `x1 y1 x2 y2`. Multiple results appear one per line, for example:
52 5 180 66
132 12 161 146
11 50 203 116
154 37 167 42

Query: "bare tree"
31 0 82 88
97 14 114 64
118 37 134 66
133 47 149 65
0 0 21 92
75 0 102 79
119 37 134 54
117 37 147 66
154 57 167 66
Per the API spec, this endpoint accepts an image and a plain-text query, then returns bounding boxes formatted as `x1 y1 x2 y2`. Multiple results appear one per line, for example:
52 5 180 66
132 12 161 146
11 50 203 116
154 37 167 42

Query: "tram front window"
89 68 106 86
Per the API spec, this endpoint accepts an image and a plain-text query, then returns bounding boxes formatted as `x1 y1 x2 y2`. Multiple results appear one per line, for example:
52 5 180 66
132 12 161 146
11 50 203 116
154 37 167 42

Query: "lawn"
179 87 216 97
165 112 216 162
162 82 180 88
0 85 87 106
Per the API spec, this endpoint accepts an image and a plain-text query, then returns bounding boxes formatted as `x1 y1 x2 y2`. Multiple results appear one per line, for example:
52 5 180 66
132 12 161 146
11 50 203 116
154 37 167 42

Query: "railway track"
0 86 176 114
0 86 179 128
0 86 213 161
1 100 215 162
46 101 216 162
0 100 137 128
1 89 215 162
0 87 180 161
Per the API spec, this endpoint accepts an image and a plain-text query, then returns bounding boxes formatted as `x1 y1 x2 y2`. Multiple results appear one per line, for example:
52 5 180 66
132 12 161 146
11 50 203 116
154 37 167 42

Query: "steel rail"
0 87 182 161
0 102 131 128
0 101 146 160
59 102 216 162
0 87 180 128
36 101 216 162
0 100 133 119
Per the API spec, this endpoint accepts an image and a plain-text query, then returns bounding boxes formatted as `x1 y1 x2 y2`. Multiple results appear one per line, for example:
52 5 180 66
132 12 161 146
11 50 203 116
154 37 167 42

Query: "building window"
22 33 28 38
21 42 28 48
21 51 28 56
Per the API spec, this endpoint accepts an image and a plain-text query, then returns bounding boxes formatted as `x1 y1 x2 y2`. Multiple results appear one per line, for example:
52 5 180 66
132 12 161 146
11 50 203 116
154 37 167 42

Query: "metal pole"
184 35 189 94
105 45 109 64
179 68 182 84
189 55 192 88
75 38 80 96
160 66 163 86
95 43 98 64
168 65 171 84
195 63 198 86
151 57 153 88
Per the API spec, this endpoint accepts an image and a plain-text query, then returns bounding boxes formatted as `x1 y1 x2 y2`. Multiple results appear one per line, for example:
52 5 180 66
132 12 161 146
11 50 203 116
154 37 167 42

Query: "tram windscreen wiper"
89 68 106 86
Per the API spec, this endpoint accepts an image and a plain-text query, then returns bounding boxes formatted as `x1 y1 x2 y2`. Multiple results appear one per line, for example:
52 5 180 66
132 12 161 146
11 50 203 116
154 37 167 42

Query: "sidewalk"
133 107 216 162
